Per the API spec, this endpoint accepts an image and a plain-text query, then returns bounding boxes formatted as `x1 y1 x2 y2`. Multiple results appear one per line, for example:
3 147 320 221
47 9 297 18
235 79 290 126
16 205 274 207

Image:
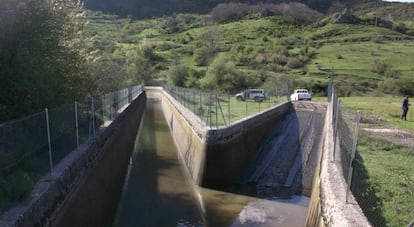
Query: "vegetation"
354 135 414 227
1 0 414 225
78 1 414 98
341 96 414 131
341 96 414 226
78 3 414 226
0 0 95 122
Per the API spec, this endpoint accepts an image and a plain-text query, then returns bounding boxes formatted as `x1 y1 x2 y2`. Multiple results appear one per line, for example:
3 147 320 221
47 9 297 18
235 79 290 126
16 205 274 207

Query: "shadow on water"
113 100 203 227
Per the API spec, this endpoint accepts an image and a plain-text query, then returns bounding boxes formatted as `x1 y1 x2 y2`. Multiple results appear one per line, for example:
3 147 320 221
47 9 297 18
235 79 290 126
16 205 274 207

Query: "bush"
371 59 387 74
272 54 288 66
168 64 189 87
336 53 344 59
193 47 210 66
210 3 250 23
287 57 304 69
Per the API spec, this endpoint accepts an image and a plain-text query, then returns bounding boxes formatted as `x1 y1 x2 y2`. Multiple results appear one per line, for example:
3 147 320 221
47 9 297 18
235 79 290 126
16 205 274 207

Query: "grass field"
337 96 414 226
308 41 414 79
341 96 414 132
356 135 414 226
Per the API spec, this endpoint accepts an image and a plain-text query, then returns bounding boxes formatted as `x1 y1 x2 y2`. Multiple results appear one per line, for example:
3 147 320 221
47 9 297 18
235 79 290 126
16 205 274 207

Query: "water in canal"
113 98 309 227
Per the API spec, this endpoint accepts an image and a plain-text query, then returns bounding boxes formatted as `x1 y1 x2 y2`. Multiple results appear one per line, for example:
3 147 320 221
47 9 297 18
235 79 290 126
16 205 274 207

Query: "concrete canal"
113 97 312 227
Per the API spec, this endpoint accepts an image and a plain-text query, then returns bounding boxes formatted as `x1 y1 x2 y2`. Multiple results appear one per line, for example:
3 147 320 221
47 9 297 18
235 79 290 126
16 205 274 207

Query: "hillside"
83 0 414 97
83 0 349 18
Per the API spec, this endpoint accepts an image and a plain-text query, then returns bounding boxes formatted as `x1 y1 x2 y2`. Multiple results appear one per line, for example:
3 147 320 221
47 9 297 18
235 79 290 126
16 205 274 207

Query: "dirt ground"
359 113 414 150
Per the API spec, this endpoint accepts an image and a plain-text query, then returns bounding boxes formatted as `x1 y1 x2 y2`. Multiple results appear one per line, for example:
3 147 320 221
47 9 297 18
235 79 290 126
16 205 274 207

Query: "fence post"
215 94 218 128
346 110 361 203
217 94 227 126
228 94 231 125
89 97 95 139
333 98 340 162
287 79 291 101
75 102 80 149
275 86 278 104
209 93 212 127
102 95 105 125
245 98 248 117
199 90 202 117
45 108 53 177
193 89 195 113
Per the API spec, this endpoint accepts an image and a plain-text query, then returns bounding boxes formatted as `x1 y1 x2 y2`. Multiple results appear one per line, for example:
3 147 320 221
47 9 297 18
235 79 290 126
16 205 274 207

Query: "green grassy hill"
83 0 338 18
84 1 414 96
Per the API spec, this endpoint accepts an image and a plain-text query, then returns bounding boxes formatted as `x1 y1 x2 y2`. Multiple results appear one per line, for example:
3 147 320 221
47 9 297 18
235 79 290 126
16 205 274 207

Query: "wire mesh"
330 80 398 227
0 85 143 213
163 84 290 127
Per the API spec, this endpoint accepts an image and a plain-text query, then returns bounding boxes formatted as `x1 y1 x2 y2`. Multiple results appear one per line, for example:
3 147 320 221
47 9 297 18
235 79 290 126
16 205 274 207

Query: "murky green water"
113 100 204 227
114 98 309 227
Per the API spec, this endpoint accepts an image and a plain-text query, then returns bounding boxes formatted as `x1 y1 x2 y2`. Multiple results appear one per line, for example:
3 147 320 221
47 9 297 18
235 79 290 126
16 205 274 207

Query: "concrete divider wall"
318 101 371 226
304 103 329 227
155 86 294 189
155 87 207 185
160 87 370 226
0 92 147 227
202 102 293 189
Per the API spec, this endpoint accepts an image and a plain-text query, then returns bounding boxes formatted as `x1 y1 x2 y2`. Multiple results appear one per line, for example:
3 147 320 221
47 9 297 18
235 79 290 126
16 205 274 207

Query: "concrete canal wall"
157 86 369 227
152 86 294 188
1 86 370 227
0 92 146 227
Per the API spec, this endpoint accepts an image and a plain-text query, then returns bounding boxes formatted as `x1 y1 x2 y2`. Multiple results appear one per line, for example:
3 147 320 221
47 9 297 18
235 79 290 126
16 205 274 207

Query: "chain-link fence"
0 85 143 213
163 83 291 127
330 80 393 227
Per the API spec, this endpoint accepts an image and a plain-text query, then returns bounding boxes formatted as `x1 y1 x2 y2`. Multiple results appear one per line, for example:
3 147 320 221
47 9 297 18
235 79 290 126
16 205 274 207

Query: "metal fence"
163 83 291 127
329 81 393 227
0 85 143 213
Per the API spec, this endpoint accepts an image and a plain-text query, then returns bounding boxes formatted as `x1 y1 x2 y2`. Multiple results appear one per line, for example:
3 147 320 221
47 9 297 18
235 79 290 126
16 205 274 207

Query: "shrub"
193 47 210 66
371 59 387 74
272 54 288 66
336 53 344 59
384 67 400 79
168 64 189 87
287 58 304 69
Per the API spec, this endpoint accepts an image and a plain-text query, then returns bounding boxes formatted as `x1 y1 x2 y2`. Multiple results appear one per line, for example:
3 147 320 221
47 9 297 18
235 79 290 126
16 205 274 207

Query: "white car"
290 89 312 101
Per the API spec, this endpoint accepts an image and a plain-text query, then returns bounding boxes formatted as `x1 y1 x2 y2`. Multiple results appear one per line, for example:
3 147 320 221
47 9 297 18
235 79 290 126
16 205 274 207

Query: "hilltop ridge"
82 0 376 18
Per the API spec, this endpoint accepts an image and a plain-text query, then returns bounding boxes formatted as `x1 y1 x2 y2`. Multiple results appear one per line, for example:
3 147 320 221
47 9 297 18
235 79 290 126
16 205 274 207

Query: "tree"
168 64 189 87
193 26 220 66
0 0 91 122
200 55 238 91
